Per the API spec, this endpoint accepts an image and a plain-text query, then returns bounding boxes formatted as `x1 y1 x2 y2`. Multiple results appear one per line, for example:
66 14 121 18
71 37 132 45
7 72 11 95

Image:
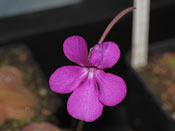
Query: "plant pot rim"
125 38 175 121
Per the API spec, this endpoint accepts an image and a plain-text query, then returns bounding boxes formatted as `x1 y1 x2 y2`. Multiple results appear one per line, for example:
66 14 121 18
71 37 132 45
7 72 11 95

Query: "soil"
0 44 61 130
0 44 135 131
138 52 175 119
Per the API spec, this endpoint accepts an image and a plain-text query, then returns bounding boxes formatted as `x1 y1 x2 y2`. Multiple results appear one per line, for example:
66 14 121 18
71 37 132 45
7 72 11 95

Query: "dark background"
0 0 174 130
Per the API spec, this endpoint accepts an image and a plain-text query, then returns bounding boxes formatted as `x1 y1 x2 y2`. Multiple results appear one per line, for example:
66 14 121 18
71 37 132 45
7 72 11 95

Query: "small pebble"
39 88 47 96
42 109 50 116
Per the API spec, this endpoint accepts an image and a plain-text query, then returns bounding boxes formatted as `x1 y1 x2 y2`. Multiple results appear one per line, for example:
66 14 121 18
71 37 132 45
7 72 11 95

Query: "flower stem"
98 7 136 44
76 120 84 131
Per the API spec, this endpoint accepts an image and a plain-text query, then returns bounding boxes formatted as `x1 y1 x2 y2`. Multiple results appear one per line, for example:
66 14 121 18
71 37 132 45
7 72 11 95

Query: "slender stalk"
76 120 84 131
98 7 136 44
76 7 135 131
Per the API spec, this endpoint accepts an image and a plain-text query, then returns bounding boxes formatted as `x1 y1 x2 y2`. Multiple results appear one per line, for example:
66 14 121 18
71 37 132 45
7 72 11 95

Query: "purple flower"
49 35 126 122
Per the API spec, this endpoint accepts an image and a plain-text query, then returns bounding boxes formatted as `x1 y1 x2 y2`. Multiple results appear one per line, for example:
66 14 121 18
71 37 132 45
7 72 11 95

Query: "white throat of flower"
88 68 94 79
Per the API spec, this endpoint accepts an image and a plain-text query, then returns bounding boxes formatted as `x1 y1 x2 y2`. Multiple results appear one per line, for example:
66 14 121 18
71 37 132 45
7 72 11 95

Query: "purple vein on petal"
63 36 89 66
67 78 103 122
49 66 88 94
89 42 120 69
95 70 127 106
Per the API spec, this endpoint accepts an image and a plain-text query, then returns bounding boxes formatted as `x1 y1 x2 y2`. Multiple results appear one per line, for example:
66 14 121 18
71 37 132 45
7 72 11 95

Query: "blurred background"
0 0 174 131
0 0 82 18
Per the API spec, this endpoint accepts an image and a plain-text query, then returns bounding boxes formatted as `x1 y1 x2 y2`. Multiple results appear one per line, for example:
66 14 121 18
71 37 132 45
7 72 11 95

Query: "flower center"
88 68 94 79
81 67 98 80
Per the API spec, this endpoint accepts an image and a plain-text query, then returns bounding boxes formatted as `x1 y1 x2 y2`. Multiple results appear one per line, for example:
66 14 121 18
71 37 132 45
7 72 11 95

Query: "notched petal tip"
63 35 89 66
89 41 120 69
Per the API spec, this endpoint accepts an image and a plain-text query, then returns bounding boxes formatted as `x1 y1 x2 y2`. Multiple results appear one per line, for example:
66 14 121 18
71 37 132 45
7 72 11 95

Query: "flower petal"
89 42 120 69
63 36 89 66
67 78 103 122
95 70 127 106
49 66 88 94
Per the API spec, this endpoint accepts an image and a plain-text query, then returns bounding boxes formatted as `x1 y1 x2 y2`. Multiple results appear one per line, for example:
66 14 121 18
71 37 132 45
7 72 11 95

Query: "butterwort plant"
49 7 135 123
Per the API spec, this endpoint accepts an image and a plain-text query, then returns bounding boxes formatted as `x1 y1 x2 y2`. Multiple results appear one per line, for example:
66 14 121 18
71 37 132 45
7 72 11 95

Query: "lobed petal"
95 70 127 106
49 66 88 94
89 42 120 69
63 36 89 66
67 78 103 122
